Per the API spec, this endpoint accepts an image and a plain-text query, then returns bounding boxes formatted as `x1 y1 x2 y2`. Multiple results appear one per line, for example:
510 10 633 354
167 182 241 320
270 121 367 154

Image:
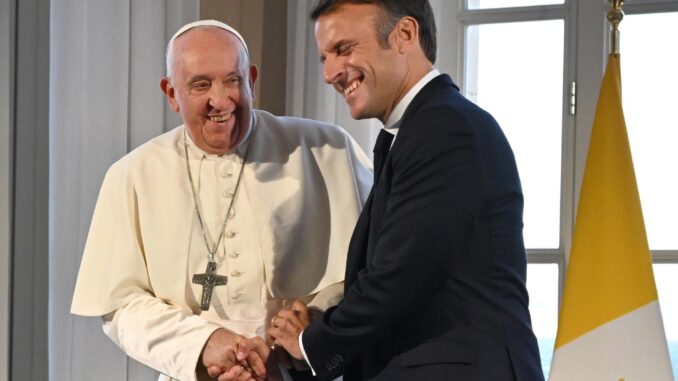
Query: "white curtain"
285 1 380 156
285 0 460 156
49 1 197 380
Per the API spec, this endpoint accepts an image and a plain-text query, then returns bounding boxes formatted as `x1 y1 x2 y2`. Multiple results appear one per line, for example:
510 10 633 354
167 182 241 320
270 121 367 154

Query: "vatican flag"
548 54 674 380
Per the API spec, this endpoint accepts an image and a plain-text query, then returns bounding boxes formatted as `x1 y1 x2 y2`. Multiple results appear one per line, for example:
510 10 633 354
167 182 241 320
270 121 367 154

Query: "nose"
323 56 344 85
208 83 235 110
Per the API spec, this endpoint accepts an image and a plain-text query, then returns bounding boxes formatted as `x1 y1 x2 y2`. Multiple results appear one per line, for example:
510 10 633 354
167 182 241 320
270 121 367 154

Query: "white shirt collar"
383 69 441 135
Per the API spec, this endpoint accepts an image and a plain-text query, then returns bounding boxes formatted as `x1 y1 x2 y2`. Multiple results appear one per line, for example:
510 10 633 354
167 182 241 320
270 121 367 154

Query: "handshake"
199 300 312 381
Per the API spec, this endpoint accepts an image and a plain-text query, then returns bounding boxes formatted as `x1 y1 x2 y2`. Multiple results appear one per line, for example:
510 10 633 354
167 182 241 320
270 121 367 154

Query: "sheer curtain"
49 1 197 379
286 1 380 156
285 0 460 156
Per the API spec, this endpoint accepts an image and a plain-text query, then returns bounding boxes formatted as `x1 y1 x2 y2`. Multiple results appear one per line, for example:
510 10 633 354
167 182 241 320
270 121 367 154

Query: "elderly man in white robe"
70 20 372 381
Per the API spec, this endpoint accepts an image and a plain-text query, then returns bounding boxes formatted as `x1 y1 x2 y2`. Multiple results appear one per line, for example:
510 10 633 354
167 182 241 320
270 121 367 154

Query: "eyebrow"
185 71 239 85
320 39 355 63
332 39 354 52
185 75 211 85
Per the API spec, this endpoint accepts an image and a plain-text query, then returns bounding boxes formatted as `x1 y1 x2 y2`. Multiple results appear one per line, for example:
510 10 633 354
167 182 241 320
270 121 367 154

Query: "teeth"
209 113 232 123
343 80 361 96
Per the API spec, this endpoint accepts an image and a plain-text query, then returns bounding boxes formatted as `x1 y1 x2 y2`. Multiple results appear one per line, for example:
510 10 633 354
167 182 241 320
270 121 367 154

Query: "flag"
548 54 674 380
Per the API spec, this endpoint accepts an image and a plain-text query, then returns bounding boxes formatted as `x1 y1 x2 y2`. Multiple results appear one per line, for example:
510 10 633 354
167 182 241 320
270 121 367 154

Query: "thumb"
236 339 254 361
206 365 223 378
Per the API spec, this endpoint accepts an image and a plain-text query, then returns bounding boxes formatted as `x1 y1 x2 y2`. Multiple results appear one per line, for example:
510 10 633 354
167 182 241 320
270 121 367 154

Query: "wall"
201 0 288 116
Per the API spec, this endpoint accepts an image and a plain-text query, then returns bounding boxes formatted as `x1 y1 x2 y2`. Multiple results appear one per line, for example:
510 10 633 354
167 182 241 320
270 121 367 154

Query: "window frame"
437 0 678 374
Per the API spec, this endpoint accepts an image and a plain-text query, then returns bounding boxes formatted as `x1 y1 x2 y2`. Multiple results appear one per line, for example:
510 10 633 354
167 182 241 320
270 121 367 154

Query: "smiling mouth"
342 75 364 96
208 113 233 123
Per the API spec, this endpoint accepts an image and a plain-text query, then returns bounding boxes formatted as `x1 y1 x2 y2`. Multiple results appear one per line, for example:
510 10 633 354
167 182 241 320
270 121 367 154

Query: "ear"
248 65 259 99
393 16 419 53
160 77 180 113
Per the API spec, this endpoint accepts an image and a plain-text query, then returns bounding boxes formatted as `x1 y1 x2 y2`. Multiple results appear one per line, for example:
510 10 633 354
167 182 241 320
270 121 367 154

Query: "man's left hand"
267 300 310 360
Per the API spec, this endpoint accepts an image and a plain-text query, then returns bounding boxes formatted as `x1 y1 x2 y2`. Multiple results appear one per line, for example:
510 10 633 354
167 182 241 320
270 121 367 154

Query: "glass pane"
467 0 564 10
526 263 559 378
653 264 678 373
622 13 678 250
465 20 564 249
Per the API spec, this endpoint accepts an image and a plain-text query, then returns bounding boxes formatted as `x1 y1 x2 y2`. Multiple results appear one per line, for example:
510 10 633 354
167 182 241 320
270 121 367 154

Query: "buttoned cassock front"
71 110 372 381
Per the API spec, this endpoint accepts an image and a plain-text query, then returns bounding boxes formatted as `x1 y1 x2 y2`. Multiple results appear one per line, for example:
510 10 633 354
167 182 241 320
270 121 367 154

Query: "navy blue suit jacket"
303 74 544 381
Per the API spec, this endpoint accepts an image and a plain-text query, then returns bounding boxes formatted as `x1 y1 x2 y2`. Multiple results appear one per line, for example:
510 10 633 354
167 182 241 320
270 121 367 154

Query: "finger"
275 315 304 336
246 337 270 376
218 364 243 381
291 300 308 314
246 350 267 379
236 336 269 362
236 369 252 381
207 365 224 378
276 309 300 322
267 325 285 342
278 309 309 330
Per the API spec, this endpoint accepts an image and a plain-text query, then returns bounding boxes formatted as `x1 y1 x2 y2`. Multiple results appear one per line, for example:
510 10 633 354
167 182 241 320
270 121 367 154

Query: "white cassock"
70 110 373 381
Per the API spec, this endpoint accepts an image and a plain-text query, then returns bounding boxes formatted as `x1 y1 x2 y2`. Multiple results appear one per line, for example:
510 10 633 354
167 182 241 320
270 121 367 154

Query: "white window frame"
438 0 678 372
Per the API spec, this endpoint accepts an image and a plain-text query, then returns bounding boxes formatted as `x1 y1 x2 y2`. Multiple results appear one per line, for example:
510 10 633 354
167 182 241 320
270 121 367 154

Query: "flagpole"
607 0 624 55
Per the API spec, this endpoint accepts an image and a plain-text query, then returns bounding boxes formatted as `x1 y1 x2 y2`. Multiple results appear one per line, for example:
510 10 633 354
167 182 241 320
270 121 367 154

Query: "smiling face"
315 3 409 123
161 27 257 155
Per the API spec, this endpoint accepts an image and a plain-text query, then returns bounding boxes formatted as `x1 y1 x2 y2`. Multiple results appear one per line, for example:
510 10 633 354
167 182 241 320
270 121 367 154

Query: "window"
449 0 678 376
623 10 678 371
458 2 570 376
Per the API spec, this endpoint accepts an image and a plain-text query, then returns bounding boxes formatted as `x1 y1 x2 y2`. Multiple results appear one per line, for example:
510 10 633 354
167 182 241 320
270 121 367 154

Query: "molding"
11 0 49 379
0 0 14 378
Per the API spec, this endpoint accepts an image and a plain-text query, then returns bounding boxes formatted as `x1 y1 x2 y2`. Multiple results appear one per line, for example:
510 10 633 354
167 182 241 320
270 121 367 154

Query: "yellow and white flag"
548 54 674 380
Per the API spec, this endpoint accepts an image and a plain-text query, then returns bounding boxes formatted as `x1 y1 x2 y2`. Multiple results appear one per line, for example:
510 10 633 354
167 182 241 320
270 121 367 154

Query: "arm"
302 108 486 379
73 159 267 380
103 293 267 381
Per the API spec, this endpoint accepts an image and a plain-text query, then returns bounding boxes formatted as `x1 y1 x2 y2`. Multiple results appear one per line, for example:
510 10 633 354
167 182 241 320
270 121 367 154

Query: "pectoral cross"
192 261 228 311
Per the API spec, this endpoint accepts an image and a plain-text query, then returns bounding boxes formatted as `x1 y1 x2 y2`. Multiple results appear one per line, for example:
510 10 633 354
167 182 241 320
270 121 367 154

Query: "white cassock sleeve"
102 283 344 381
102 293 221 381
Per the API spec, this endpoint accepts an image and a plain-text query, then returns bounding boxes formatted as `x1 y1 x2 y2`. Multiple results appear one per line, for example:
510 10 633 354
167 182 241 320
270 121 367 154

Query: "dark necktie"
373 129 394 183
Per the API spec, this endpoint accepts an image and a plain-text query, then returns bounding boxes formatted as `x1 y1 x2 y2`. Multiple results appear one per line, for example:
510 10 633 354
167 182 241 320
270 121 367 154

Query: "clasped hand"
267 300 311 361
201 301 312 381
201 329 270 381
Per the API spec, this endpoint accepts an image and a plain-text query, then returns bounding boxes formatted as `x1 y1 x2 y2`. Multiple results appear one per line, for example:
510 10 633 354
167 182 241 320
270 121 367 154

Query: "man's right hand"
200 329 269 381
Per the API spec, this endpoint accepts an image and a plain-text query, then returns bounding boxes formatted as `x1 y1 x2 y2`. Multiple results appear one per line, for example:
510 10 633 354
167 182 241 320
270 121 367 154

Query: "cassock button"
228 210 236 219
223 190 234 198
230 270 242 277
221 168 232 178
226 231 236 238
231 292 242 300
229 251 240 259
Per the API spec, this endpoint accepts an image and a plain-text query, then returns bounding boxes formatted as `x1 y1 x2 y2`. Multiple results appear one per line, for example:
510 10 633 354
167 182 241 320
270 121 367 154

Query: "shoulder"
403 75 501 140
254 109 352 145
107 126 182 176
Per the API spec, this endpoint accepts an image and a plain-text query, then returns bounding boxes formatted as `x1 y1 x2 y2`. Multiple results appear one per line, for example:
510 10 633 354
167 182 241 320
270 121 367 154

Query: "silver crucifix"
192 261 228 311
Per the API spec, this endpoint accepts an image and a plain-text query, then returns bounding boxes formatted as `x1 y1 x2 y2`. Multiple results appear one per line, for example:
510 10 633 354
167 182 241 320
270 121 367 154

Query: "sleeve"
71 159 152 315
302 107 487 380
70 159 222 380
103 294 222 381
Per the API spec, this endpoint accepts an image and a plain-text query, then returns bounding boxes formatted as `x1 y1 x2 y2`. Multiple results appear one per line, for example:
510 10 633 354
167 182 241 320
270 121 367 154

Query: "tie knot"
374 129 394 154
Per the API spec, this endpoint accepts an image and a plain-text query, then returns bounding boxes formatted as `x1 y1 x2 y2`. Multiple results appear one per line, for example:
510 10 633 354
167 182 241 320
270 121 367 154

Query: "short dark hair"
310 0 437 64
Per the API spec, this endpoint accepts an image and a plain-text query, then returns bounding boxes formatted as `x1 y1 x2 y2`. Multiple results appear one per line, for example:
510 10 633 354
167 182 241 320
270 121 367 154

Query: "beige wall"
201 0 288 116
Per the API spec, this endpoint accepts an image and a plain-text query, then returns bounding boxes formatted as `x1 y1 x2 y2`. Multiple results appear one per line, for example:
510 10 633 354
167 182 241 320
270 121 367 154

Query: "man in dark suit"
266 1 544 380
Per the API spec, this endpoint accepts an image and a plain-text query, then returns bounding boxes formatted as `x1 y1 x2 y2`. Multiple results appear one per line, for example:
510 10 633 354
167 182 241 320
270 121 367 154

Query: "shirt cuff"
298 330 317 376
